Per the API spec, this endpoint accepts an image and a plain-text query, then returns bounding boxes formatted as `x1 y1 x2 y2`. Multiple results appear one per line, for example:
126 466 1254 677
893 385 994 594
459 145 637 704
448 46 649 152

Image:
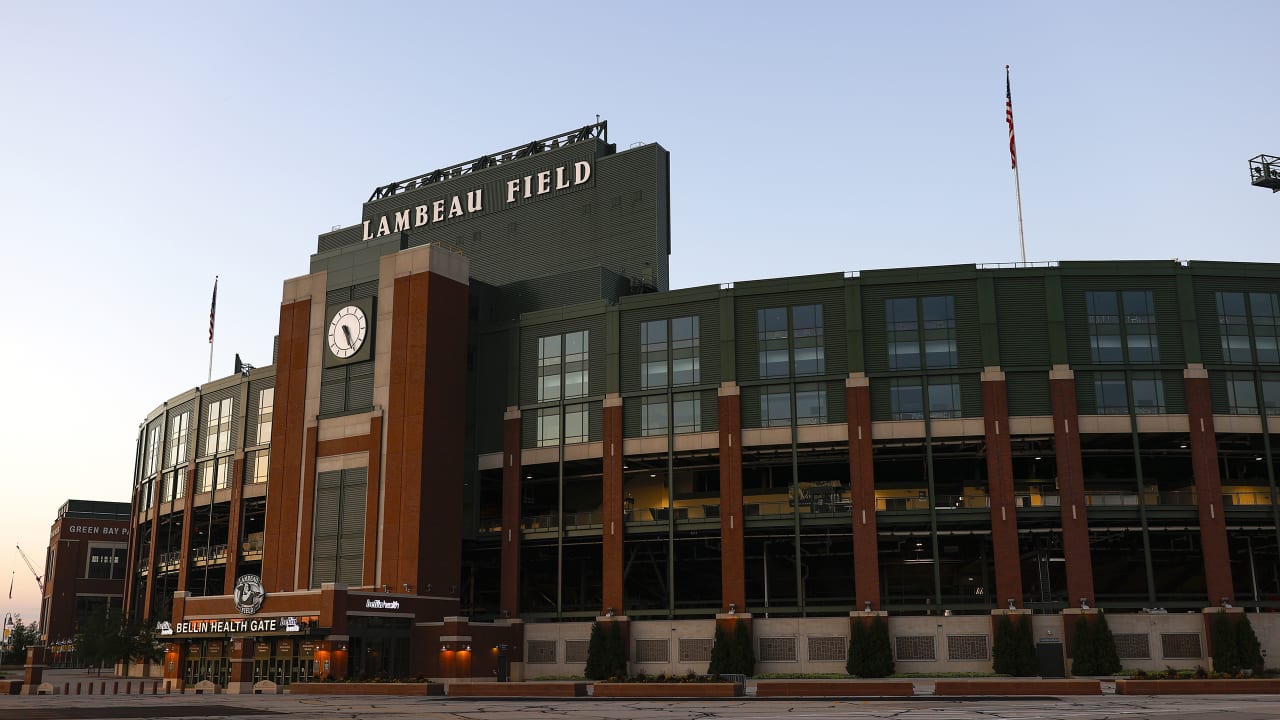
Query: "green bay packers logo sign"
233 574 265 615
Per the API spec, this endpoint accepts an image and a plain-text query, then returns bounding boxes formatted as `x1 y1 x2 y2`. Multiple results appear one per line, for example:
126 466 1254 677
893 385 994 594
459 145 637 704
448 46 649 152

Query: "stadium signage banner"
361 160 592 241
155 616 304 636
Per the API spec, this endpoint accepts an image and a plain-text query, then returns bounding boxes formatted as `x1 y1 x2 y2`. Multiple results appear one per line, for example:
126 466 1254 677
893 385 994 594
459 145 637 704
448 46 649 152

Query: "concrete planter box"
288 682 444 696
1116 679 1280 695
755 680 914 697
592 682 742 697
446 682 588 697
934 679 1101 696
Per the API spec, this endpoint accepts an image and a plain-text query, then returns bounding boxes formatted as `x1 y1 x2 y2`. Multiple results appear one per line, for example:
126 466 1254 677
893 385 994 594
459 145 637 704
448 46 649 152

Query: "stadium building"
121 122 1280 688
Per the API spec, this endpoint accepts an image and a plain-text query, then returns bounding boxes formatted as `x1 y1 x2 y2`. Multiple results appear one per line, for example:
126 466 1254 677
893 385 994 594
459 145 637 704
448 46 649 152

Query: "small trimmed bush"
847 616 894 678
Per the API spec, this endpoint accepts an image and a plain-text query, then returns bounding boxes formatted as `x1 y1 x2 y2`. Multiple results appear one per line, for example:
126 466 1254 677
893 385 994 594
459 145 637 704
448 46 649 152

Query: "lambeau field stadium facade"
118 122 1280 688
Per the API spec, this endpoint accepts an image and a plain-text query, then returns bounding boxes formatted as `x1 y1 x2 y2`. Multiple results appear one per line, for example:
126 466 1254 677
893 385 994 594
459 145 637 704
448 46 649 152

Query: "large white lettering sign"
361 160 592 242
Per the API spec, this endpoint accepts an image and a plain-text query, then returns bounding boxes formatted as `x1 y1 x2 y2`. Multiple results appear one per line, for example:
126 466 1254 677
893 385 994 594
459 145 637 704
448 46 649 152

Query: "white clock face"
327 305 368 359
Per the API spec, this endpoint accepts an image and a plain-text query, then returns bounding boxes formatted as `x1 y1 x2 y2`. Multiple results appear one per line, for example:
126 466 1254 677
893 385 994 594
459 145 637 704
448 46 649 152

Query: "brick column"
223 454 246 595
601 395 625 614
1050 366 1095 606
982 367 1023 608
500 408 523 618
262 296 313 594
846 373 882 610
225 637 255 694
718 382 745 613
1185 365 1234 605
175 465 197 593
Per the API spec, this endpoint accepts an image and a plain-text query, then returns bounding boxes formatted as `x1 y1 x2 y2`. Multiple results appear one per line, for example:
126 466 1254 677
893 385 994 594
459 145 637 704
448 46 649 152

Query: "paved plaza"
7 692 1280 720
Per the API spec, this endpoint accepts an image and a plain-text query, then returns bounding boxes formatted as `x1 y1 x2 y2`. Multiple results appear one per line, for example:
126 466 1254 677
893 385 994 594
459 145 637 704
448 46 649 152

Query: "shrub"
1071 615 1096 676
993 614 1037 677
707 624 730 675
1235 613 1264 675
847 616 894 678
584 622 607 680
1093 612 1121 675
605 621 628 678
729 620 756 677
1212 612 1240 675
586 620 627 680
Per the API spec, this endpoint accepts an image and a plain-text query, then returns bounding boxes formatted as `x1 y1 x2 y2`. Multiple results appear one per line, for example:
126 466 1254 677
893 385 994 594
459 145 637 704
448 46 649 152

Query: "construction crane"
15 545 44 594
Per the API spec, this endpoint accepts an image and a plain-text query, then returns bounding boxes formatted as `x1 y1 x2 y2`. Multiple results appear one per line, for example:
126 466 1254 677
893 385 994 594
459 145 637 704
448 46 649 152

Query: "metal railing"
368 122 609 201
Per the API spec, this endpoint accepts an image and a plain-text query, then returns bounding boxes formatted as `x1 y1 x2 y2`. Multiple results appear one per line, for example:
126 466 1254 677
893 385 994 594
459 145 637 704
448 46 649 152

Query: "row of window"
142 389 275 482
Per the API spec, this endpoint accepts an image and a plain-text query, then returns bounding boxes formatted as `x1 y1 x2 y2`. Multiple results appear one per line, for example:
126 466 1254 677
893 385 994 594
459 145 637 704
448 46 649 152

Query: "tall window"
246 449 269 485
889 377 961 420
887 296 956 370
87 547 127 580
759 385 829 427
1086 290 1158 363
640 320 668 389
197 456 232 493
1224 371 1280 415
1217 291 1280 365
641 317 700 388
205 398 233 455
255 388 274 445
166 412 189 468
641 393 702 436
536 404 589 446
1093 371 1166 414
758 305 824 378
537 330 590 401
145 424 162 477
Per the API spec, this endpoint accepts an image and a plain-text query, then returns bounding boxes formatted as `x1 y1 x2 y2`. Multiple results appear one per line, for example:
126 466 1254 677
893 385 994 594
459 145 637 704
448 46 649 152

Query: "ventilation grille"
526 640 556 664
807 636 846 662
895 635 936 661
758 637 797 662
1160 633 1203 659
947 634 989 660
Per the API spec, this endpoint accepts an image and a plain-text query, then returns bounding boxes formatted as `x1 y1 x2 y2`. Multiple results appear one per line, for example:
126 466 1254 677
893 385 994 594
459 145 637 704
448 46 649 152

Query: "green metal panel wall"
518 314 608 407
618 298 722 393
732 284 848 382
475 329 509 454
994 276 1051 368
1061 276 1184 367
859 280 982 374
1005 371 1052 416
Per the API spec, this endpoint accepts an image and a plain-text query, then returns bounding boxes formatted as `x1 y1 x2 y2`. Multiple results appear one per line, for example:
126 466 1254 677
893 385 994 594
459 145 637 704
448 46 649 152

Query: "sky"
0 1 1276 627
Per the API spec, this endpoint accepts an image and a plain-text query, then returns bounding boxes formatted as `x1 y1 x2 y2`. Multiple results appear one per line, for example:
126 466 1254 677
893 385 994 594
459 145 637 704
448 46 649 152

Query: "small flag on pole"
1005 65 1018 169
209 276 218 344
7 571 12 600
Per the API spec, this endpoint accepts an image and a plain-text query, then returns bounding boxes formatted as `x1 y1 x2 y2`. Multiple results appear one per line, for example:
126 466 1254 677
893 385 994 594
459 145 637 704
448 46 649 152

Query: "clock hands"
342 324 355 349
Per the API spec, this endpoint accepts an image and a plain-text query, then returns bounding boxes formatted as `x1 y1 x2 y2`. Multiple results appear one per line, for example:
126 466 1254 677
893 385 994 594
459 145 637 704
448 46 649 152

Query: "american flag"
1006 65 1017 169
209 276 218 344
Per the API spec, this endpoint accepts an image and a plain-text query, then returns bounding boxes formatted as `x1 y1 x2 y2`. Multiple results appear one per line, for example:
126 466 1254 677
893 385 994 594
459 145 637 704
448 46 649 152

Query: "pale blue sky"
1 1 1276 623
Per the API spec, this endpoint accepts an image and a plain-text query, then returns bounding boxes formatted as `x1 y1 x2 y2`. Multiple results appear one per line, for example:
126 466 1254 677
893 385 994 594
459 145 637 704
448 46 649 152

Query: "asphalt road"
6 694 1280 720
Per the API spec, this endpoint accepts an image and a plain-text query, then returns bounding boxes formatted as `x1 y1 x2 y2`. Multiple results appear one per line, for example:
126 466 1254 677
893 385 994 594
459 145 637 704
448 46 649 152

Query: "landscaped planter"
592 682 743 697
1116 679 1280 695
446 682 588 697
755 680 914 697
288 682 444 696
934 679 1101 696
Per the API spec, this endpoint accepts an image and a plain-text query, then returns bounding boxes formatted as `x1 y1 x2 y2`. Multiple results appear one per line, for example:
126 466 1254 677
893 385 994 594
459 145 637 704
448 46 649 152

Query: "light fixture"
382 585 389 593
426 583 432 593
864 600 872 612
403 583 412 592
1223 596 1233 608
1080 597 1090 610
502 609 510 618
606 607 615 617
1007 598 1016 610
728 602 736 615
440 644 447 652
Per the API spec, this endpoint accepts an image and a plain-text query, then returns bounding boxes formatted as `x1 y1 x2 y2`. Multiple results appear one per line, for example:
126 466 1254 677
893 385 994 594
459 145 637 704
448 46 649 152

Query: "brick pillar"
602 395 625 614
718 383 745 613
847 373 881 610
225 637 255 694
500 408 523 618
1050 366 1095 607
21 645 47 694
982 368 1023 608
175 465 197 593
1185 365 1234 606
223 454 246 595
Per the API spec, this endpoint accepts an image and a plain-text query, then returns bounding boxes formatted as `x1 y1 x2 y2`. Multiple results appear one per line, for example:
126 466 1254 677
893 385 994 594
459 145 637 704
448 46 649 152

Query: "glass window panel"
927 378 961 418
1227 373 1258 414
890 379 923 420
565 331 587 356
761 387 791 427
256 389 274 445
795 384 827 425
1218 291 1246 317
1263 375 1280 412
1087 291 1118 318
537 408 560 447
564 404 589 444
642 396 668 437
1131 374 1165 414
760 307 788 334
1094 373 1128 414
673 392 701 433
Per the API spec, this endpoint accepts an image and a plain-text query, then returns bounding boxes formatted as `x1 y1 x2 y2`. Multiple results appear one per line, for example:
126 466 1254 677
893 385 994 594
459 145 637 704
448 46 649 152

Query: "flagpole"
1006 65 1027 264
208 276 218 383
